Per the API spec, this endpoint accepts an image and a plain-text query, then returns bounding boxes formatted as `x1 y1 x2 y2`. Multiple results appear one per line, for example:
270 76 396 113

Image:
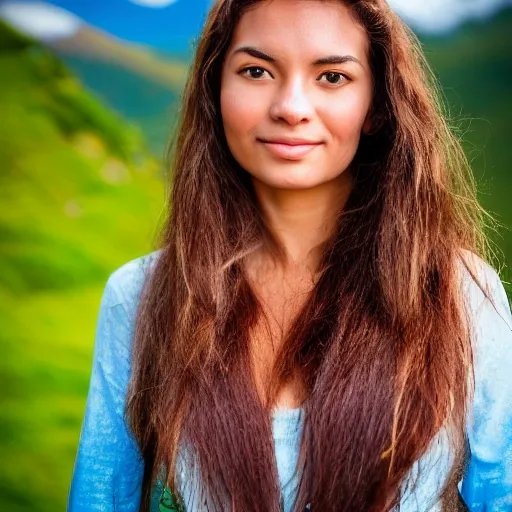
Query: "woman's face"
220 0 373 191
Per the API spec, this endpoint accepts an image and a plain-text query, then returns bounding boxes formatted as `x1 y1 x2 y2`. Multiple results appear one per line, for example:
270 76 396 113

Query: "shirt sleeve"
460 262 512 511
67 274 144 512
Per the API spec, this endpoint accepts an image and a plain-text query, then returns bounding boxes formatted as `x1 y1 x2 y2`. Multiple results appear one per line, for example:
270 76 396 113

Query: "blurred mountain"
0 20 164 294
51 24 187 89
60 53 181 157
49 25 187 156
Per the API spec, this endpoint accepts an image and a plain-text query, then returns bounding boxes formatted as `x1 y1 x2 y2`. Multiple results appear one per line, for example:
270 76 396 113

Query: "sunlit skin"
220 0 374 271
220 0 375 408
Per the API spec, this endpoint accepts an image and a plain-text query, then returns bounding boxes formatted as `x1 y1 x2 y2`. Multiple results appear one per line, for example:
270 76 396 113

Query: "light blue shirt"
68 251 512 511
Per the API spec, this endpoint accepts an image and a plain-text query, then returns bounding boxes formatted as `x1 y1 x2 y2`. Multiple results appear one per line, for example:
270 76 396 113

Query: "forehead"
228 0 369 64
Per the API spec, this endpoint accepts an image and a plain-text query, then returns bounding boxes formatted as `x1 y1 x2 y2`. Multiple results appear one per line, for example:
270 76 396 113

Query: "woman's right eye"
239 66 271 80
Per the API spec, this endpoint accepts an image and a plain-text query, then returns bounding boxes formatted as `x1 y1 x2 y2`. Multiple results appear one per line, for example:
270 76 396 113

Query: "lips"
257 137 323 160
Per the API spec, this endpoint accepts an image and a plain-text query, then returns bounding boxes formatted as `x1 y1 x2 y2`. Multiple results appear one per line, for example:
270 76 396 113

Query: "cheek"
321 90 371 144
221 86 266 140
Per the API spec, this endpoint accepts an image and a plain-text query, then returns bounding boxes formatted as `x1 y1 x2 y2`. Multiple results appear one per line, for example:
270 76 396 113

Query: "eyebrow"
232 46 363 67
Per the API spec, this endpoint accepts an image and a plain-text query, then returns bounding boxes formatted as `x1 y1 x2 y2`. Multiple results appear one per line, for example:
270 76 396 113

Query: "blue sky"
1 0 512 57
41 0 211 54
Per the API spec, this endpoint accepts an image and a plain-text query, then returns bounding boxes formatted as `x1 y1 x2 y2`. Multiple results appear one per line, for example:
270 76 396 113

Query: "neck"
252 170 353 271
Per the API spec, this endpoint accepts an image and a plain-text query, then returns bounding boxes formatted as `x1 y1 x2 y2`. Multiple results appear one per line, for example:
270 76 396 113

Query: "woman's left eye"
318 72 348 85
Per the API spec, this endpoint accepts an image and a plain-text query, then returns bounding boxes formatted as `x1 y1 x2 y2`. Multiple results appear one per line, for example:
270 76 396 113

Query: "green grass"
0 286 101 510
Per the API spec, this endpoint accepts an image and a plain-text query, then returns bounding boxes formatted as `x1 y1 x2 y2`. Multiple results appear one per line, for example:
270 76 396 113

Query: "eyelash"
239 66 350 85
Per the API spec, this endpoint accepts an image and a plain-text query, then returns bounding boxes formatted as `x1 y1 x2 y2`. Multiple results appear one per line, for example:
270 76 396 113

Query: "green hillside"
0 21 164 511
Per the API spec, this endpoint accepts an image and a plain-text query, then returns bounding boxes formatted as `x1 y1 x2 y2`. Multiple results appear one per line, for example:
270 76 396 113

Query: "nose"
269 77 314 126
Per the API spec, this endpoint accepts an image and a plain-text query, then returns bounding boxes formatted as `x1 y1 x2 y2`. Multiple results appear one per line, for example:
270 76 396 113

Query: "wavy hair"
127 0 493 510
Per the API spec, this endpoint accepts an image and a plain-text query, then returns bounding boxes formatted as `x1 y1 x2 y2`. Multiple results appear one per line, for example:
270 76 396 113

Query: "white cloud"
128 0 178 7
388 0 512 32
0 1 80 40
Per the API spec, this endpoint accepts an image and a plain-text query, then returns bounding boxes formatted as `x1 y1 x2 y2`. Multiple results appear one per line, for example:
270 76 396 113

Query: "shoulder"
89 249 163 392
102 249 163 313
456 250 511 362
456 249 511 329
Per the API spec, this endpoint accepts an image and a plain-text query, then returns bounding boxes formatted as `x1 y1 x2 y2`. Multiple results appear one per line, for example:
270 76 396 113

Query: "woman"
68 0 512 511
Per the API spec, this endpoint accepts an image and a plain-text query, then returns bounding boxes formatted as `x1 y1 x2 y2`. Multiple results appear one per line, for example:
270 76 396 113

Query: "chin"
258 176 324 190
253 166 329 190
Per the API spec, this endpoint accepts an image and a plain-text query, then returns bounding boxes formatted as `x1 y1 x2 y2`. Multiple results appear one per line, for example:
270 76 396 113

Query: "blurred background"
0 0 511 510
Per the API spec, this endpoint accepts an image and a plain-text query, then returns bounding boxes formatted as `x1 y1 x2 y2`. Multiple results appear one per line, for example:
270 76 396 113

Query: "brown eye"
318 71 347 85
240 66 271 79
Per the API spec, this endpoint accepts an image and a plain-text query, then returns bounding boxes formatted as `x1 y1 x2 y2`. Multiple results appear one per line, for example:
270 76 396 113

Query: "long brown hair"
127 1 493 510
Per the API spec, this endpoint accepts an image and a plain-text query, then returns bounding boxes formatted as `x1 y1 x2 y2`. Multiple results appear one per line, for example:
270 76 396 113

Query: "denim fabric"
68 251 512 511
